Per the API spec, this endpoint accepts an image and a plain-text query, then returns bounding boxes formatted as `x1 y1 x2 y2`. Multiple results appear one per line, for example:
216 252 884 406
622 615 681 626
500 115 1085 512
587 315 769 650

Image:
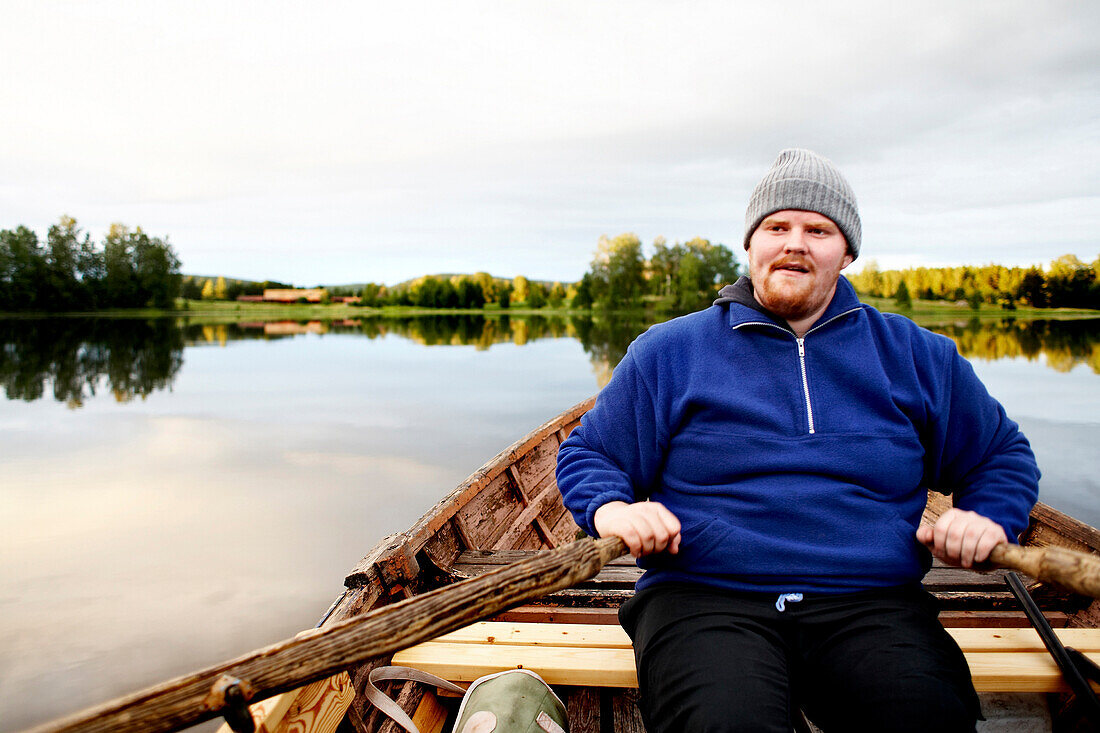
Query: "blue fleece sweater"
555 276 1040 594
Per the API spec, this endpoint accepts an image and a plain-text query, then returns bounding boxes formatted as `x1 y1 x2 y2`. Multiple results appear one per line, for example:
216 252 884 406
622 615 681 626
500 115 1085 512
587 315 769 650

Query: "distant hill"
384 273 568 290
182 273 575 293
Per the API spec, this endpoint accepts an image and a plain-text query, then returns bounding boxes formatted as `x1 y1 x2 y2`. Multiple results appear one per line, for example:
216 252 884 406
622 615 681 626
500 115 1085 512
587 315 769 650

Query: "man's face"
747 209 854 328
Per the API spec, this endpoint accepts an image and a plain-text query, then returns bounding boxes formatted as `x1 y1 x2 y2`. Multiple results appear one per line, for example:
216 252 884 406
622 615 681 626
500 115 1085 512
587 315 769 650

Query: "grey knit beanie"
743 148 861 259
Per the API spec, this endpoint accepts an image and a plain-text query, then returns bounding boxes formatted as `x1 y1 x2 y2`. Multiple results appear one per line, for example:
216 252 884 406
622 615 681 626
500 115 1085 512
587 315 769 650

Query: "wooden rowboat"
226 396 1100 733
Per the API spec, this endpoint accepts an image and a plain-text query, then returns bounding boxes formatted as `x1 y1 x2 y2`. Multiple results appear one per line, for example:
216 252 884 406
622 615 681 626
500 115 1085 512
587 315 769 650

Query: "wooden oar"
989 542 1100 599
25 536 630 733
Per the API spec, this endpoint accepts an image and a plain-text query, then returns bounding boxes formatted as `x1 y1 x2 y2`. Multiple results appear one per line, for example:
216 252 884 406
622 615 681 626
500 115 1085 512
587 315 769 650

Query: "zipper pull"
797 338 805 357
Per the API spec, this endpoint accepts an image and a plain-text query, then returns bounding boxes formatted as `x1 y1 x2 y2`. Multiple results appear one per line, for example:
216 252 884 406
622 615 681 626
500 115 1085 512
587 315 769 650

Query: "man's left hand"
916 508 1008 568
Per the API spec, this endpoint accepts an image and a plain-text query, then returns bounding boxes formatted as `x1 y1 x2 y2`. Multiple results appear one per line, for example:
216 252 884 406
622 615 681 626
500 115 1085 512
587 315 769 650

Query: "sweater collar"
715 275 862 334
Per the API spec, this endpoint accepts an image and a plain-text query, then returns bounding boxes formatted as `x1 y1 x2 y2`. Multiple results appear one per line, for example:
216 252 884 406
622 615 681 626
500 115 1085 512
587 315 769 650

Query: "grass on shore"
2 297 1097 322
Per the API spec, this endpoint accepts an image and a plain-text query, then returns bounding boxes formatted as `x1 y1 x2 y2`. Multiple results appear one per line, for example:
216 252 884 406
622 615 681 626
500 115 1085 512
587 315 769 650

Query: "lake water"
1 312 1098 731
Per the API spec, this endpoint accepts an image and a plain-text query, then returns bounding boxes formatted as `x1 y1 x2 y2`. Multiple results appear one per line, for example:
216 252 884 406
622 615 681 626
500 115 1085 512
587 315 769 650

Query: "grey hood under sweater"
712 276 782 320
714 275 813 335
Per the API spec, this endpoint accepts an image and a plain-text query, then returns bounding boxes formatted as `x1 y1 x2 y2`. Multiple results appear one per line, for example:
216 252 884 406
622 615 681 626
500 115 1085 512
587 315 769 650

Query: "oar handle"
988 543 1100 599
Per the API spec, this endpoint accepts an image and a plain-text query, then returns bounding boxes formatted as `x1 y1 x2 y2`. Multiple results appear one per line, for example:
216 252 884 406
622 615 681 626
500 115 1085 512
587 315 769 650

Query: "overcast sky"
1 1 1097 285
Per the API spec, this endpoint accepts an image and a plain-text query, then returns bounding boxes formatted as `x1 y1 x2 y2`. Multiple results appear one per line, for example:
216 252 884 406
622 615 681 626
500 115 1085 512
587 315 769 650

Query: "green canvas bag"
367 665 569 733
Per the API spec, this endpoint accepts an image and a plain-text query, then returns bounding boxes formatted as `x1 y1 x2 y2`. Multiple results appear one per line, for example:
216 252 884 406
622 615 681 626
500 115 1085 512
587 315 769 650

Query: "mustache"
770 258 813 273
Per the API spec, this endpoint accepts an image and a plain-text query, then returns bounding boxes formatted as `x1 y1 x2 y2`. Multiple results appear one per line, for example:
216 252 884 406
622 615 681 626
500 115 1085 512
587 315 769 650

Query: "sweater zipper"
731 306 862 436
797 337 814 434
796 307 861 435
731 321 817 435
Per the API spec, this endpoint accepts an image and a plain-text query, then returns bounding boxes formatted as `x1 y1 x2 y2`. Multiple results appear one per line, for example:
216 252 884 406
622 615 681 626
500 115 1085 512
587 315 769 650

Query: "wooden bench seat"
392 622 1100 694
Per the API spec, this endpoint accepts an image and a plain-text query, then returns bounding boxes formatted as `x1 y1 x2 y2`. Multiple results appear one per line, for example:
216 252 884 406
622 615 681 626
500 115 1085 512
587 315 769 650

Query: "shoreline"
1 298 1098 322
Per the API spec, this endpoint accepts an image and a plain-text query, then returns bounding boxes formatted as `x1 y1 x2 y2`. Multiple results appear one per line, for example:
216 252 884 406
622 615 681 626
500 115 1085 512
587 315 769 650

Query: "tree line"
847 255 1100 310
349 273 570 310
180 275 293 301
0 217 182 311
341 234 738 312
7 217 1094 314
573 233 740 310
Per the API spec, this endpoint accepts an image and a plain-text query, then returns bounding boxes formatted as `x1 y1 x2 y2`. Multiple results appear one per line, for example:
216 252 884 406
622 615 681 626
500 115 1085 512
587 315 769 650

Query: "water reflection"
925 318 1100 373
1 315 1097 406
0 318 184 407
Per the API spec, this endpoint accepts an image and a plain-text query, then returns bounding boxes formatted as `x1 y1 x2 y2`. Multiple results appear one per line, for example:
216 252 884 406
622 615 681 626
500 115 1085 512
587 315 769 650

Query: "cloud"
0 2 1096 283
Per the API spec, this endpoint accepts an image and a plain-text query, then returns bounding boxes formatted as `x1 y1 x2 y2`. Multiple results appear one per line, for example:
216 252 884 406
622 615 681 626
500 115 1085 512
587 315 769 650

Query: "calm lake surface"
2 312 1098 731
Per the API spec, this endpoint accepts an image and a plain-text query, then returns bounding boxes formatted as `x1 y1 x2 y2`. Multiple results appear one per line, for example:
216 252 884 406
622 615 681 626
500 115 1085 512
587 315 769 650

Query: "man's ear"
841 253 854 270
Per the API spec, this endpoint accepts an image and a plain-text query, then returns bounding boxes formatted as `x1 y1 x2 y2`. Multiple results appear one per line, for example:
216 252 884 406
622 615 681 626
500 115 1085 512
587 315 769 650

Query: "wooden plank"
216 688 294 733
417 621 1100 654
565 687 600 733
549 510 583 547
393 623 1100 695
939 610 1069 628
965 652 1100 693
610 688 646 733
409 691 450 733
272 673 354 733
376 681 424 733
218 673 355 733
426 622 634 649
508 433 560 495
493 485 564 551
492 606 621 625
502 463 560 550
455 470 524 548
392 641 1100 693
1026 502 1100 552
511 524 544 551
391 642 638 687
455 550 636 567
950 627 1100 652
495 607 1064 628
421 520 464 572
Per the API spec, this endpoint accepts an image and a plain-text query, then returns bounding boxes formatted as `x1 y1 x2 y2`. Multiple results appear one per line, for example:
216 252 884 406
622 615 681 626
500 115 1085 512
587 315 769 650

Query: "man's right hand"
593 500 681 558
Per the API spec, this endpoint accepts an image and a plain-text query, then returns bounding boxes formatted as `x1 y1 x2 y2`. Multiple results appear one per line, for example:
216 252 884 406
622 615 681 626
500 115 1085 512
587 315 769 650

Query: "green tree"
648 237 678 297
360 282 383 307
455 277 486 309
46 215 88 309
512 275 529 304
571 273 594 309
526 282 547 308
473 272 497 304
181 276 203 300
1017 267 1047 307
894 279 912 309
1047 254 1096 309
548 282 566 308
590 233 645 309
0 226 45 310
132 229 181 307
103 223 137 306
670 238 739 309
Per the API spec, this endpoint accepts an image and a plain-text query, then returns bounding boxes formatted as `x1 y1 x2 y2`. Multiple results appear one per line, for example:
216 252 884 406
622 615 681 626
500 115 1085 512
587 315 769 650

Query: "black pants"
619 583 980 733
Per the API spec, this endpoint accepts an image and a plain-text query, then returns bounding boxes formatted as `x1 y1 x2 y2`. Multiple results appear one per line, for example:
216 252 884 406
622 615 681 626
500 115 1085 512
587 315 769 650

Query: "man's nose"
783 228 808 252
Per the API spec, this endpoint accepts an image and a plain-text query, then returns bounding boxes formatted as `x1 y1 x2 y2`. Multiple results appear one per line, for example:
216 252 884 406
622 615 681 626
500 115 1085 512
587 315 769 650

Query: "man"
555 149 1040 732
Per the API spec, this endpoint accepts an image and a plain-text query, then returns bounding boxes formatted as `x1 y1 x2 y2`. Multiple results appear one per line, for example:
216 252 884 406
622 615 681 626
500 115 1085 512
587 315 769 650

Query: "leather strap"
365 665 468 733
